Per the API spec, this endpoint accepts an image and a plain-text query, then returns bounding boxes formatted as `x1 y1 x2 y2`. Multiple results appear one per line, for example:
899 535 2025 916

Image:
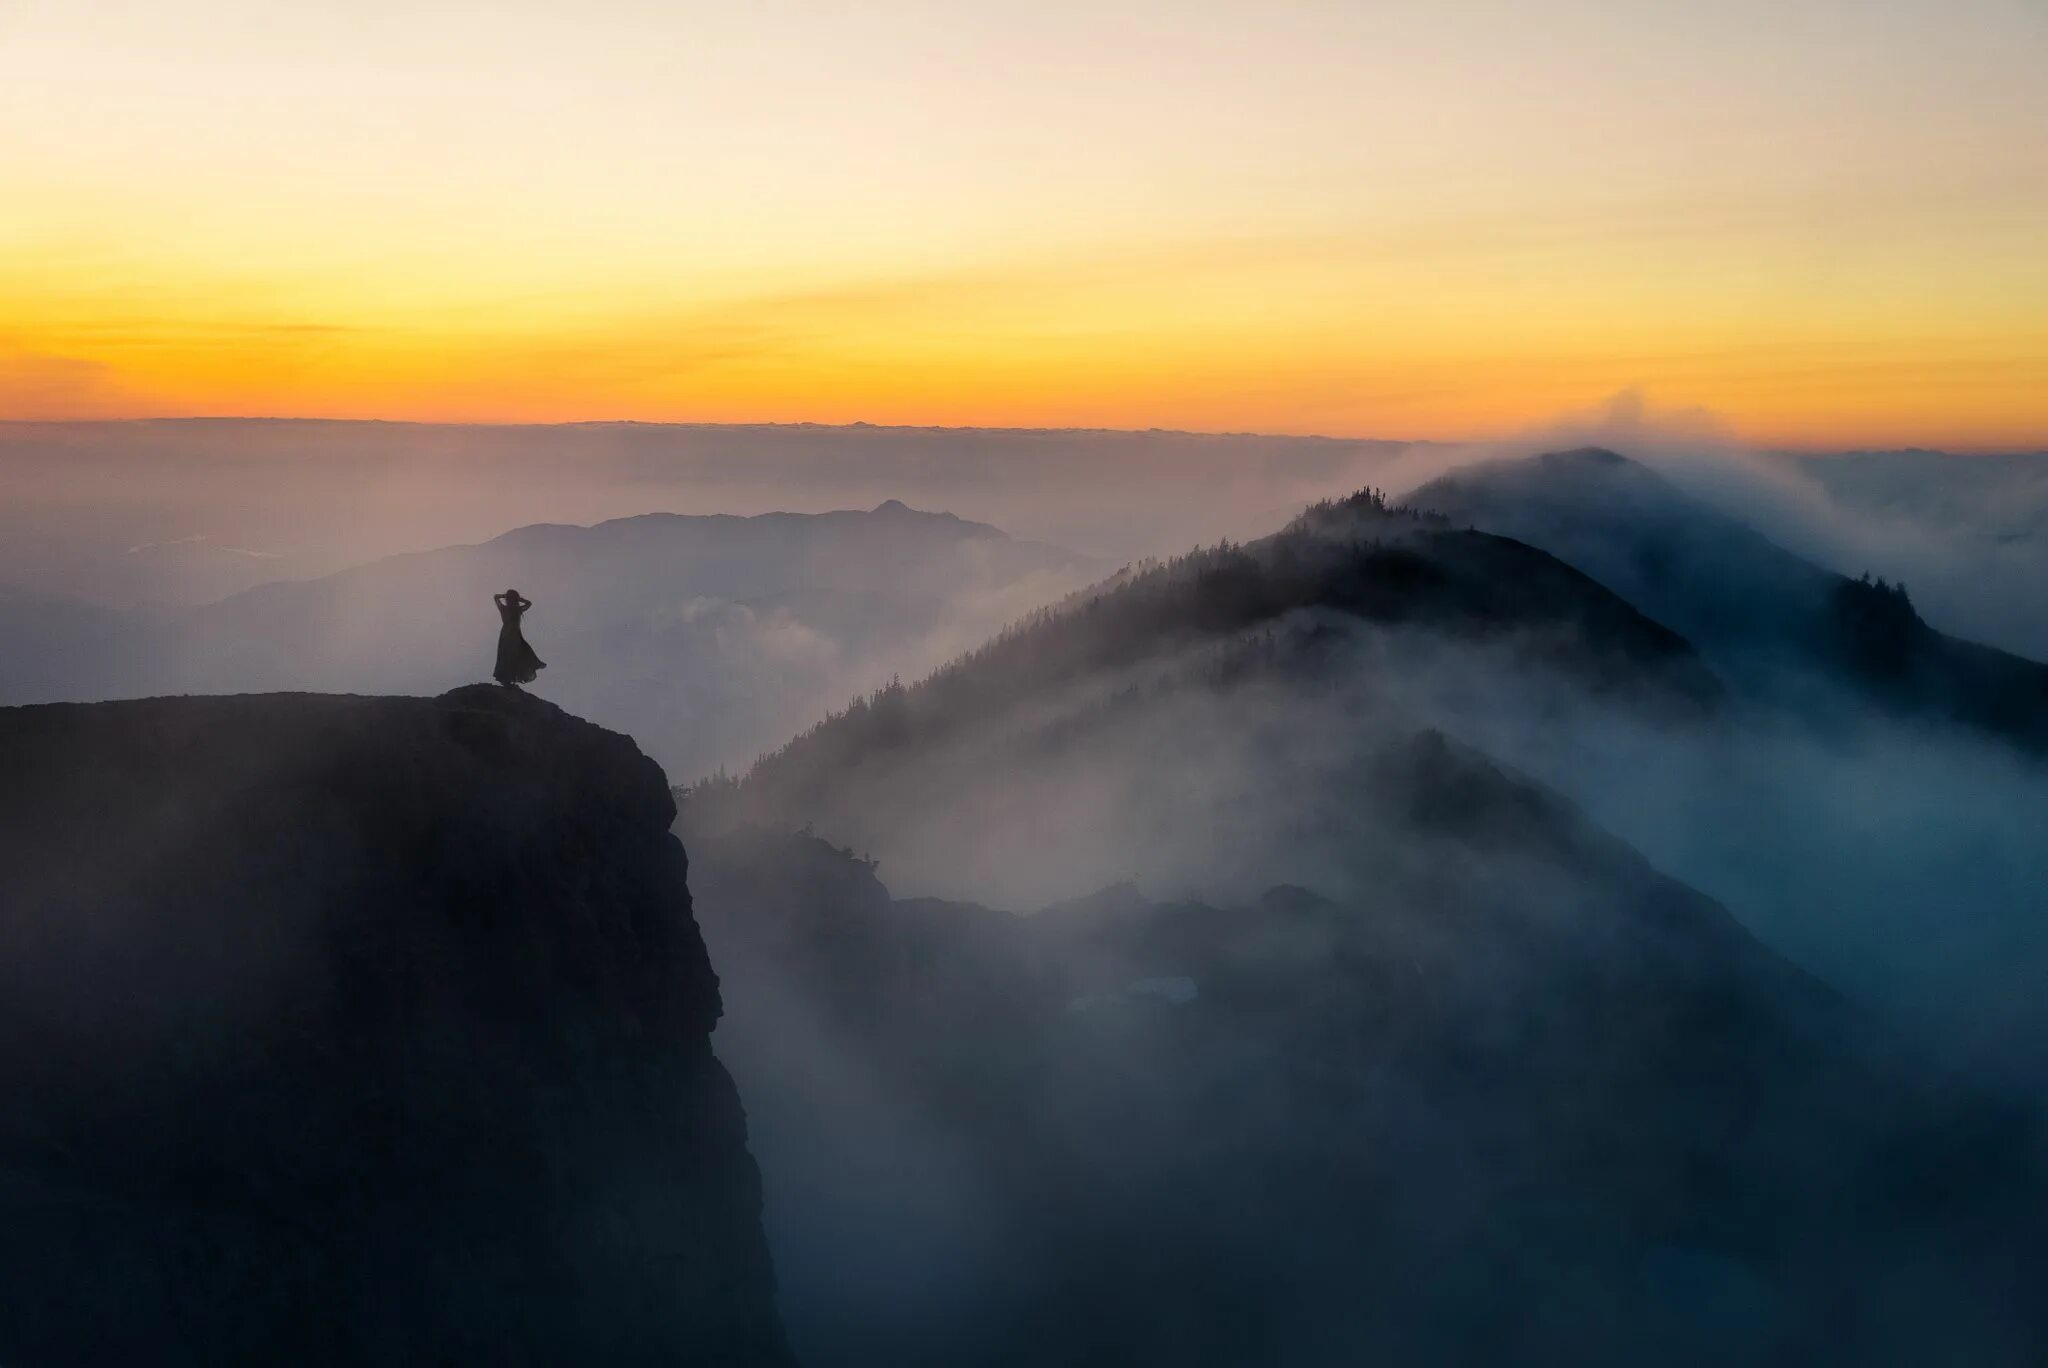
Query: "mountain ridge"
697 483 1724 838
1411 447 2048 749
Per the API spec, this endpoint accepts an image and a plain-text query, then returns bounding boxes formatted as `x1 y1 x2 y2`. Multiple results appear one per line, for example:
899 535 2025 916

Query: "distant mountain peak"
870 498 951 519
1427 446 1675 503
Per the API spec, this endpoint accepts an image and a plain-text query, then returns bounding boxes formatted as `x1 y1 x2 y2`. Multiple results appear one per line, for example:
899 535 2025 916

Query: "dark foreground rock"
0 684 790 1366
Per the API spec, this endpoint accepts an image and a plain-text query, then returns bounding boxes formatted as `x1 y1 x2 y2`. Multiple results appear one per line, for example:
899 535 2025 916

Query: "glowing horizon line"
2 410 2040 457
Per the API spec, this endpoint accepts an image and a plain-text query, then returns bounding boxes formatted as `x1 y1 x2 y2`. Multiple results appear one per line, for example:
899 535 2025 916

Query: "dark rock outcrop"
0 684 791 1366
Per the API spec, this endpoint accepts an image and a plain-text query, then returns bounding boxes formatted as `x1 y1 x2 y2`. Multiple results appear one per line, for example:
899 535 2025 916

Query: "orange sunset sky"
3 0 2045 449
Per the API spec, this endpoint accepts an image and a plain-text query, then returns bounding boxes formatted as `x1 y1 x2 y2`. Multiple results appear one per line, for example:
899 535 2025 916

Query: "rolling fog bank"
684 459 2048 1098
704 601 2048 1097
677 485 2048 1363
1370 395 2048 661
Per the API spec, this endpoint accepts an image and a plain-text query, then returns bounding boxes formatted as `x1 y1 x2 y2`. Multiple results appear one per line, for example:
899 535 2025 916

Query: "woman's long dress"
493 599 546 686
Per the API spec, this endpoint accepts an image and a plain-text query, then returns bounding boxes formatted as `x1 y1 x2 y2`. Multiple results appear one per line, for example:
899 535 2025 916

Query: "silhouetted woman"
492 588 546 688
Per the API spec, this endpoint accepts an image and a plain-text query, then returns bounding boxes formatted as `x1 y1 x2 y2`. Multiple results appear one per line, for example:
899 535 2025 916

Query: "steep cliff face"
0 684 791 1366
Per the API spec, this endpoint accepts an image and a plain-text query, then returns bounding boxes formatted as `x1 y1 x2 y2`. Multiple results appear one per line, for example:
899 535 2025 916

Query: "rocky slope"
0 685 790 1366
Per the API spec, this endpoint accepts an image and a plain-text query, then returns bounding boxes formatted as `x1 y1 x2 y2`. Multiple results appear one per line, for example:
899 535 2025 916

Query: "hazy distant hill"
1412 448 2048 750
0 418 1417 607
1 501 1097 778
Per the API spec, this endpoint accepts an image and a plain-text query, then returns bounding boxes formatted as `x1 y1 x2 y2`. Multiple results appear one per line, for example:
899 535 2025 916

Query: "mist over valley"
4 420 2047 1365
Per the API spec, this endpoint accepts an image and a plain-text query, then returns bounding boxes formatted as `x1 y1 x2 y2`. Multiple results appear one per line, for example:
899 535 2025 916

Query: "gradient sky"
3 0 2045 447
